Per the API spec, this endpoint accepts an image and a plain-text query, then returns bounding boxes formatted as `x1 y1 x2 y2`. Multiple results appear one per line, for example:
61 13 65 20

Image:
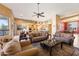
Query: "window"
0 15 9 36
67 21 77 32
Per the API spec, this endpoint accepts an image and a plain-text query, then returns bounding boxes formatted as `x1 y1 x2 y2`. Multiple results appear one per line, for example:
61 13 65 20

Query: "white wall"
73 34 79 48
51 14 56 34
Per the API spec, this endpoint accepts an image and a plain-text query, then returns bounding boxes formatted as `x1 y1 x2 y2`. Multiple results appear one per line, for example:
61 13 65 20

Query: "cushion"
4 35 12 42
20 40 31 47
3 39 21 55
60 33 65 37
13 35 20 42
22 45 33 51
55 32 61 37
15 47 39 56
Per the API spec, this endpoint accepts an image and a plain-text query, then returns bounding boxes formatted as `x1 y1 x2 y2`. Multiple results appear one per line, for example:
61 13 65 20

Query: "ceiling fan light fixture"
33 3 45 18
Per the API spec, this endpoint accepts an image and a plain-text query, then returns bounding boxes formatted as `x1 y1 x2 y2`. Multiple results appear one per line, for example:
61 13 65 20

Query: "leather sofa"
53 32 75 46
0 35 12 43
15 40 39 56
0 39 39 56
29 31 49 43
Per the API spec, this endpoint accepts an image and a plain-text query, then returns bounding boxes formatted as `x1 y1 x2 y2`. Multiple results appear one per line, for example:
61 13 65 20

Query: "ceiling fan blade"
40 12 44 14
39 14 45 17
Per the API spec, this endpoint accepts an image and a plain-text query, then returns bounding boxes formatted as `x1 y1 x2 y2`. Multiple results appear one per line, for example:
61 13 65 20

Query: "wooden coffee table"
40 39 63 56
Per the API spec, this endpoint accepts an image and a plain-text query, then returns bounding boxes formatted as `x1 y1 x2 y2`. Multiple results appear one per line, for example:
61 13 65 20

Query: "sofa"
0 35 12 49
0 35 12 43
53 32 75 46
15 40 39 56
0 36 39 56
29 31 49 43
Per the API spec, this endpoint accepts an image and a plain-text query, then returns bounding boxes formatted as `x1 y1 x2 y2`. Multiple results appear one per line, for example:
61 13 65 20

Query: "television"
0 15 9 36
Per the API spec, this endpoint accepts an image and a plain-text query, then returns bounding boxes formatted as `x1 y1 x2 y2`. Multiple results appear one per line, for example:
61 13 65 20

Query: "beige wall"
0 4 14 37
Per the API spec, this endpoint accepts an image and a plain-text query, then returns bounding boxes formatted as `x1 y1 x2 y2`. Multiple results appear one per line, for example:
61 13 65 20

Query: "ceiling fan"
33 3 45 18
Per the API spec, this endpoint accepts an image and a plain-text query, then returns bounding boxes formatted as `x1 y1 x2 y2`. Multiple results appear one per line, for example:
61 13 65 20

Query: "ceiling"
2 3 79 21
